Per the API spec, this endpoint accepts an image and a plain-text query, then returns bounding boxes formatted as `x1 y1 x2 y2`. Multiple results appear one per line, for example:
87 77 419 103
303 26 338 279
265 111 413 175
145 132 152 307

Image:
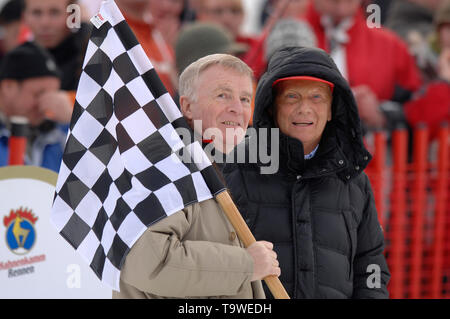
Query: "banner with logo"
0 166 111 298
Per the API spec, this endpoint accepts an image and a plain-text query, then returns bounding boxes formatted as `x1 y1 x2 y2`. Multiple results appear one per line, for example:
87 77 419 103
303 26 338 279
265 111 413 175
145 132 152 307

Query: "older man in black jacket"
224 46 390 299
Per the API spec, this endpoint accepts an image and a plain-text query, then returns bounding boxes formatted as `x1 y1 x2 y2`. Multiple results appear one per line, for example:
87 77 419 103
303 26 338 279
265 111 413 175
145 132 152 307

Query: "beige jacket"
112 198 265 299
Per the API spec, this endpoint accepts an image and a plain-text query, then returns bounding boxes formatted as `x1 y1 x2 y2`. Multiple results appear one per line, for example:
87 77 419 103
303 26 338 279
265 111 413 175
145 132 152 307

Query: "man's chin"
223 139 246 154
29 117 46 128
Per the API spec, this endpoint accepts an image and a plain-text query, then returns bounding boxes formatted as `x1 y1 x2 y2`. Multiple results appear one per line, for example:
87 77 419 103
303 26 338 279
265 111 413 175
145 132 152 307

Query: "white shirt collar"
304 144 319 160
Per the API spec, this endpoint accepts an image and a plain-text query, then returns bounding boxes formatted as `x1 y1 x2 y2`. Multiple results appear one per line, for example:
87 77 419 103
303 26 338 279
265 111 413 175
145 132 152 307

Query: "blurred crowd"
0 0 449 172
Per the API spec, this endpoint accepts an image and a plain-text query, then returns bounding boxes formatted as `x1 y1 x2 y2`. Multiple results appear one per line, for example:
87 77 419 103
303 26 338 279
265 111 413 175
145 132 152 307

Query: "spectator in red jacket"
305 0 423 133
195 0 267 78
115 0 178 96
147 0 185 47
404 0 450 141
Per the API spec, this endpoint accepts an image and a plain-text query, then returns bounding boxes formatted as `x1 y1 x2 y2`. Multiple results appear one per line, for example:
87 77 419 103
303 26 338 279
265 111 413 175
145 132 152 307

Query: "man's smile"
221 121 241 127
292 121 313 127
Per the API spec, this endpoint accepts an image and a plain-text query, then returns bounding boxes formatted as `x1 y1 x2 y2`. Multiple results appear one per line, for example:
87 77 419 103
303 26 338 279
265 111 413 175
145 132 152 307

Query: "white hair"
179 53 254 102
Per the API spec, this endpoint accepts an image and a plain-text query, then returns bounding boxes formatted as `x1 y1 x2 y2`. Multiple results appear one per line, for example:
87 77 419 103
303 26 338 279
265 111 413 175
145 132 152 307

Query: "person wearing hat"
0 41 71 171
404 0 450 142
0 0 26 57
224 46 390 298
175 22 247 75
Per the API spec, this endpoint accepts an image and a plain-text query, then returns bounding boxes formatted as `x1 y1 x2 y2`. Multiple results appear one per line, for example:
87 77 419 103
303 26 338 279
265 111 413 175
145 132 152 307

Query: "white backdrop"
0 166 112 299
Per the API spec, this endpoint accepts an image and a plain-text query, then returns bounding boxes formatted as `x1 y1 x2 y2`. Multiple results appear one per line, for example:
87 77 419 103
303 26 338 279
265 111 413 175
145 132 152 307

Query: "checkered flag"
50 0 225 291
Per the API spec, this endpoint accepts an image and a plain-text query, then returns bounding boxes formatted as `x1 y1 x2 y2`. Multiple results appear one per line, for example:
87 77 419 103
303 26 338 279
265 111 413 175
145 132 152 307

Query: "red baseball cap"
272 76 334 92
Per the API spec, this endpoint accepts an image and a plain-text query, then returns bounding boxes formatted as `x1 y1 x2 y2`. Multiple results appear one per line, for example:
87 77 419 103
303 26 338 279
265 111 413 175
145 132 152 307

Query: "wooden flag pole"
216 191 290 299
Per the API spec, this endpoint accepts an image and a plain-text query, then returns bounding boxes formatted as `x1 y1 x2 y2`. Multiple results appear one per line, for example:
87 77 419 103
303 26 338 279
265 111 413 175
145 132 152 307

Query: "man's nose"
30 102 40 113
296 99 312 114
226 96 244 115
40 13 54 27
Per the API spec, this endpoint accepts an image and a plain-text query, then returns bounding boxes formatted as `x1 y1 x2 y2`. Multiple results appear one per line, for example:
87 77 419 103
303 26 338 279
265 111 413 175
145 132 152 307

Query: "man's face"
198 0 244 38
24 0 71 49
0 21 22 53
274 79 332 154
181 64 252 152
313 0 361 24
148 0 184 19
0 77 60 126
440 24 450 50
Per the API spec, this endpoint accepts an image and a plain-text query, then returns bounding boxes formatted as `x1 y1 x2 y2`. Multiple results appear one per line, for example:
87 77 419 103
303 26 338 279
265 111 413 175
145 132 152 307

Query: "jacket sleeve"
119 202 254 298
352 175 391 299
404 81 450 140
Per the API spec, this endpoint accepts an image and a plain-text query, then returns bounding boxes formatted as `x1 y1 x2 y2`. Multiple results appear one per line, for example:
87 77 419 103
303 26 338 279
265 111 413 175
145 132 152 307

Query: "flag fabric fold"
51 0 225 291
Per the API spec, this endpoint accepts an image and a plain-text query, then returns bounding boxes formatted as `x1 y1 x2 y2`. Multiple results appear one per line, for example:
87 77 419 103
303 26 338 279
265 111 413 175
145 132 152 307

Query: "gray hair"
179 53 254 102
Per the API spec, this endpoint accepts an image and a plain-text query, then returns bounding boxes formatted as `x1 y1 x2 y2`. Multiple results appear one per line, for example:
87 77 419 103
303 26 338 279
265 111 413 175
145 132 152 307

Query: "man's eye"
50 9 62 17
311 94 324 101
218 92 230 99
241 97 251 104
31 9 42 17
286 93 298 100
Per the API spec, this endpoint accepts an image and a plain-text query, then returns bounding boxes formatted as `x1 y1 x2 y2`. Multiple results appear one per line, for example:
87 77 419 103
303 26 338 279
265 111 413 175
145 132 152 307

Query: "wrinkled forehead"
25 0 73 9
202 0 243 9
274 79 333 96
19 76 61 91
198 63 252 86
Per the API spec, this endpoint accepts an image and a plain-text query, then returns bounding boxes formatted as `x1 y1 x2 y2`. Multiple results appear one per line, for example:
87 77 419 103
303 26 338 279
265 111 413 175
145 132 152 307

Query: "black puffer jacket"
224 47 390 299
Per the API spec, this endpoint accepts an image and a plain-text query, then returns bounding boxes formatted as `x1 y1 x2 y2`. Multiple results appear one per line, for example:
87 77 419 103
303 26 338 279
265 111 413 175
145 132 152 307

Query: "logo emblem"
3 208 38 255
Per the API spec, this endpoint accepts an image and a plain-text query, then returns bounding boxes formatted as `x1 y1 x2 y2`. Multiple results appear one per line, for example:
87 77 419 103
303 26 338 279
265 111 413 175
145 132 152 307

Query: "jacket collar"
277 125 350 179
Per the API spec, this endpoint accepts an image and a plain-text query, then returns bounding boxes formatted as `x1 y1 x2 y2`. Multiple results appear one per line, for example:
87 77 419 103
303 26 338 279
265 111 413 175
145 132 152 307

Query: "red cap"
272 76 334 92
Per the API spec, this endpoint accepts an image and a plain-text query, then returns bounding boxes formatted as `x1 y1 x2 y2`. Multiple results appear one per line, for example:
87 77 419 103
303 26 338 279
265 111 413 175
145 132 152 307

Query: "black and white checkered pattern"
50 0 225 291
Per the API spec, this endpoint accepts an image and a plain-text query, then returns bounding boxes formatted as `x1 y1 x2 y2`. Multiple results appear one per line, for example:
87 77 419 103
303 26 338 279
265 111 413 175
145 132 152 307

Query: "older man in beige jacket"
113 54 280 299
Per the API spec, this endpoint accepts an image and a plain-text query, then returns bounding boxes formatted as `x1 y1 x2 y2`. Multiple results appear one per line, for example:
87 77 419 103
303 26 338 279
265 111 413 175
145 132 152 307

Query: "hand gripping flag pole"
51 0 289 299
215 192 290 299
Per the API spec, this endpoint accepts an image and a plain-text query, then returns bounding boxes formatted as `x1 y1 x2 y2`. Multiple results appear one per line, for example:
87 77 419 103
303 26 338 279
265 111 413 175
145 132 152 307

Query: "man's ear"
0 80 19 116
0 79 19 100
180 95 193 119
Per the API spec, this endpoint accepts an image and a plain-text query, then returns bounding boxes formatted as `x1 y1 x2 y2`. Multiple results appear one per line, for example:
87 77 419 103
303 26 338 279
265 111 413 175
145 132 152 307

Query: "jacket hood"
253 46 372 180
